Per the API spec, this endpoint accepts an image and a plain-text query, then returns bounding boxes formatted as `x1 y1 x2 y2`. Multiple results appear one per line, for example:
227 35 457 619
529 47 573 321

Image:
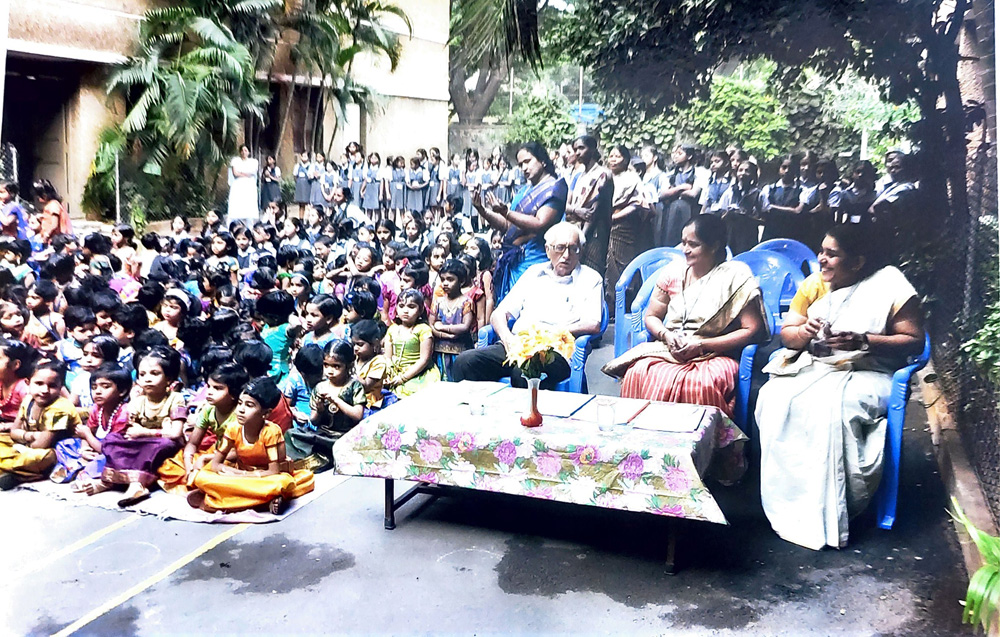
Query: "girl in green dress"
385 289 440 397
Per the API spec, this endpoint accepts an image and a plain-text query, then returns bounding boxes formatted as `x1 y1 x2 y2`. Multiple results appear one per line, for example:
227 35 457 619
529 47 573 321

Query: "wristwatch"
859 333 870 351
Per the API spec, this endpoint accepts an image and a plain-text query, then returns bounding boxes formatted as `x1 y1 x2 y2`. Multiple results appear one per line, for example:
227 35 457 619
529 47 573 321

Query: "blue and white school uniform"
761 180 802 241
293 163 311 204
362 167 382 210
389 168 406 209
494 169 513 204
405 168 427 212
462 169 482 221
445 167 462 203
701 174 732 213
425 162 442 208
309 164 327 208
349 161 364 206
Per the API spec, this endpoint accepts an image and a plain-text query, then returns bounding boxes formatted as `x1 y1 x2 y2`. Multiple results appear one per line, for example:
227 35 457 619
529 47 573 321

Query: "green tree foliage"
83 0 408 220
677 75 790 160
595 60 916 164
504 93 577 150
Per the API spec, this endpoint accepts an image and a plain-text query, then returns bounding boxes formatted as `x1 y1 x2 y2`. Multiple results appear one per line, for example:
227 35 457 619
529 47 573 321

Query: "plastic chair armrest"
477 325 496 348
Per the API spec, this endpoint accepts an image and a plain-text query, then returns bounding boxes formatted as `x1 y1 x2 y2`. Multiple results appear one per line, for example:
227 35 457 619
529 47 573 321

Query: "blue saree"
494 176 568 302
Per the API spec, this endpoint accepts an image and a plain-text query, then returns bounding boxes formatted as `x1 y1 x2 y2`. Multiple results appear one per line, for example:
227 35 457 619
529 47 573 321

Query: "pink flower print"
449 432 476 454
380 428 402 452
716 423 737 446
494 440 517 466
571 445 599 466
658 503 685 517
618 453 645 482
663 466 690 493
415 472 439 484
534 452 562 478
417 439 443 464
526 485 555 500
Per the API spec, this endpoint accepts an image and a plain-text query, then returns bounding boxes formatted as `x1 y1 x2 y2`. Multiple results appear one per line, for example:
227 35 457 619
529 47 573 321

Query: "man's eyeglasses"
547 243 581 255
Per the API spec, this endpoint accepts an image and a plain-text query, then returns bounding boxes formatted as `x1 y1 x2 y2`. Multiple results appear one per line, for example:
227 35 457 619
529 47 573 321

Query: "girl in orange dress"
32 179 71 244
187 377 314 514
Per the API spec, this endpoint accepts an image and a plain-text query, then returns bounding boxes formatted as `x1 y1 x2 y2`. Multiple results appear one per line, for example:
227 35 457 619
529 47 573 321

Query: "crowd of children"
0 166 505 516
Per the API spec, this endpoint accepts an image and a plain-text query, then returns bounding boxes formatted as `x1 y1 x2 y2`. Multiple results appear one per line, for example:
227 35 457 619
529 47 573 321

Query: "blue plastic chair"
875 332 932 530
477 300 609 393
733 250 805 326
752 239 819 277
614 247 686 358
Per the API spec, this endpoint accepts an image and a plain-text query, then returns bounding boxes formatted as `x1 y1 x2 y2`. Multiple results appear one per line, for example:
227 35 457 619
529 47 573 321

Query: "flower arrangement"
504 325 576 378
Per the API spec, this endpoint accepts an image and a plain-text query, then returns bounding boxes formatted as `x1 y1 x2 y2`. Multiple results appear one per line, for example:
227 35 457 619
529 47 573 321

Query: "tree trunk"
275 68 299 157
449 51 508 124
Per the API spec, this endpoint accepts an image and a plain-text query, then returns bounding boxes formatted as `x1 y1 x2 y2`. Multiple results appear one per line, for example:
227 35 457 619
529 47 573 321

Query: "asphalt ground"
0 340 969 636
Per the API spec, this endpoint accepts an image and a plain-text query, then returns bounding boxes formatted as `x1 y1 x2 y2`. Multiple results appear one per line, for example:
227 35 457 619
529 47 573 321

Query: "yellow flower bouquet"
504 325 576 379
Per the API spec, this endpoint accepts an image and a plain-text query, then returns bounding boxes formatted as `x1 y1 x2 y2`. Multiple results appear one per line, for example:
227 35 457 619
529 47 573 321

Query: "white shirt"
496 262 603 335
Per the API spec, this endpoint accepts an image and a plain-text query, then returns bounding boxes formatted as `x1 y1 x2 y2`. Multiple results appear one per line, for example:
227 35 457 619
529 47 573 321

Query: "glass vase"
520 377 543 428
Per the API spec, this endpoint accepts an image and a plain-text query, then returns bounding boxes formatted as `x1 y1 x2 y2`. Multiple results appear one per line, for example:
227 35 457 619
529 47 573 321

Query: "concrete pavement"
1 341 970 636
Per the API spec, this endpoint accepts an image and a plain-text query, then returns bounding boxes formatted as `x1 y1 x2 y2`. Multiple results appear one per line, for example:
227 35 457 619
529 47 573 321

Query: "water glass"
596 398 616 433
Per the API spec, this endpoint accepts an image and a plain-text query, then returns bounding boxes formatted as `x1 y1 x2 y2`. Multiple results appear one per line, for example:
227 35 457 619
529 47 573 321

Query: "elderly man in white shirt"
451 222 603 389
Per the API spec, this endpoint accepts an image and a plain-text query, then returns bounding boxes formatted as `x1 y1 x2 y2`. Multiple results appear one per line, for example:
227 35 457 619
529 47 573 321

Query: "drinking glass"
596 398 616 433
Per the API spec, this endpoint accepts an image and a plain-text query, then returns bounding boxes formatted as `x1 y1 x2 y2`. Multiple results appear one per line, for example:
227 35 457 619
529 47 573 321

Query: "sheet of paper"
487 387 595 417
454 381 510 404
572 397 650 425
630 403 710 433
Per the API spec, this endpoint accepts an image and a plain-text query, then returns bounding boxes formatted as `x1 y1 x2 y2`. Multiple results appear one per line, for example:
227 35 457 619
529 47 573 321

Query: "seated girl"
605 215 768 419
188 377 314 514
55 364 131 491
100 346 186 506
0 338 34 424
256 290 296 383
756 224 924 551
301 294 342 350
385 289 440 397
158 363 249 494
285 340 365 471
69 334 120 416
0 360 79 490
351 319 397 418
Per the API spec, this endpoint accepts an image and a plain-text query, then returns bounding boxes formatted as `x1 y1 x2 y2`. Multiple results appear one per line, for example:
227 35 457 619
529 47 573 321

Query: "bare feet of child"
117 483 150 507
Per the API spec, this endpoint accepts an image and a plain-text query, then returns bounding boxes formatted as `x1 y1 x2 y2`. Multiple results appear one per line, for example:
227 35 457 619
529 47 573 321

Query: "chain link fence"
930 134 1000 523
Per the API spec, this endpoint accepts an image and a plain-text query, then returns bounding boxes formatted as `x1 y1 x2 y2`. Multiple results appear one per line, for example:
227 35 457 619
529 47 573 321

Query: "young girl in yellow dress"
385 289 440 397
187 377 314 514
0 360 79 489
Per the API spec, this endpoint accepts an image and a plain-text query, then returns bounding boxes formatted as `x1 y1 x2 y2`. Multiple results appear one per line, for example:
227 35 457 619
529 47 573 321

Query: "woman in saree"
474 141 568 303
33 178 71 245
755 224 923 550
603 145 652 310
228 144 260 223
604 214 768 419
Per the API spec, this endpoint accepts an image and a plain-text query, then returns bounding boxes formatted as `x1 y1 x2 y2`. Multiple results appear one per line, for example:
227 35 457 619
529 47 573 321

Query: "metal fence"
930 136 1000 523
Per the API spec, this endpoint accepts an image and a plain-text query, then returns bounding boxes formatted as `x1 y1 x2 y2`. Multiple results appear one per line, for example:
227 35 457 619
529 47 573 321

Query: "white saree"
755 266 917 550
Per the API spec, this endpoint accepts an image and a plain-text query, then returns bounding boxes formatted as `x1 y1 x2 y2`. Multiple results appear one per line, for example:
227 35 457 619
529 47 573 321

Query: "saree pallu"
756 266 918 550
604 171 651 309
606 260 770 419
191 467 314 512
0 434 55 480
495 177 568 302
102 434 181 487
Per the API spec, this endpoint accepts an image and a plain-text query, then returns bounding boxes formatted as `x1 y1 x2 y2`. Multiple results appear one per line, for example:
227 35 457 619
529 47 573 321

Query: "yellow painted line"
10 514 141 580
52 523 250 637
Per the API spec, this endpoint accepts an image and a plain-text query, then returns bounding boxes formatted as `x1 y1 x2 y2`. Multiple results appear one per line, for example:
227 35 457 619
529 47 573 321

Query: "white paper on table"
630 402 710 433
454 381 510 404
487 387 595 417
572 397 650 425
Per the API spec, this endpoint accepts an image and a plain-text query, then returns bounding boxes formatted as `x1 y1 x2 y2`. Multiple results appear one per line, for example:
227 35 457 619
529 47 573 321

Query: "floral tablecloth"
332 383 746 524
